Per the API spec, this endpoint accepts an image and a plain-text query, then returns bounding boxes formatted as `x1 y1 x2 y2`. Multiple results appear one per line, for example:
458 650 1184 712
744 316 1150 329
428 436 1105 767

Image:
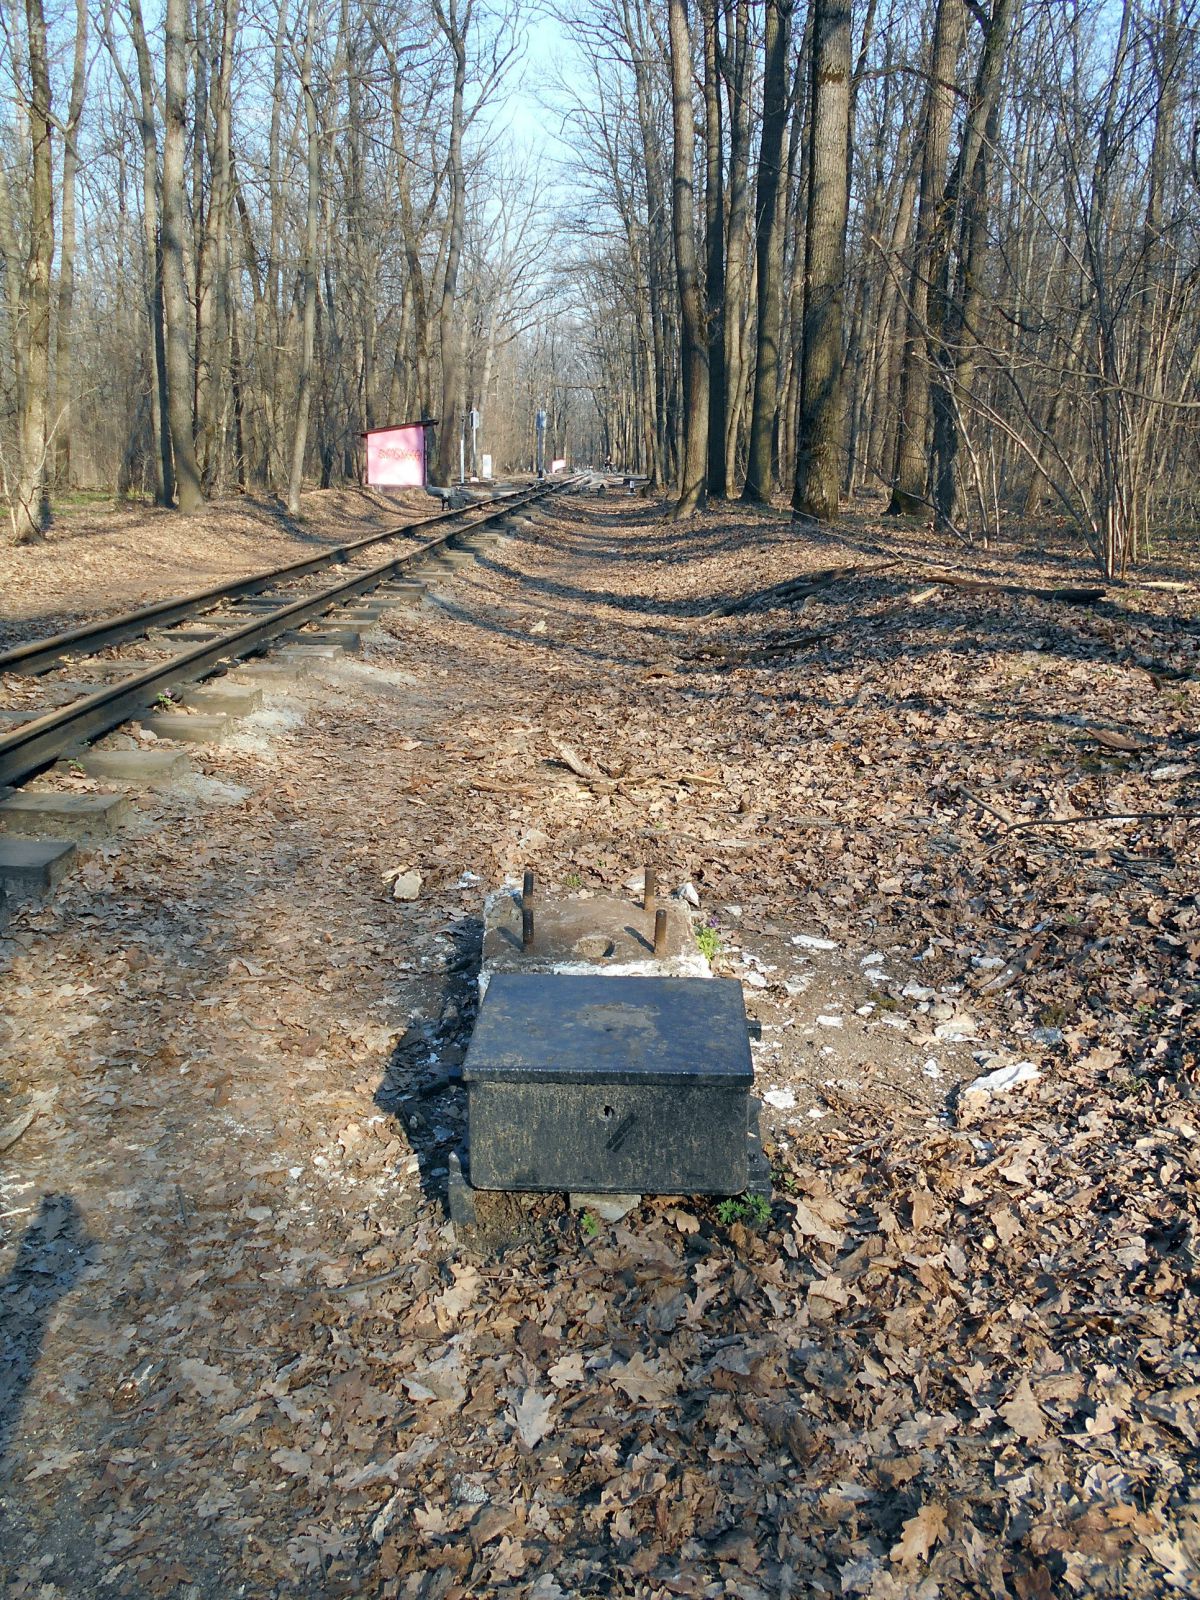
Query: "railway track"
0 479 573 897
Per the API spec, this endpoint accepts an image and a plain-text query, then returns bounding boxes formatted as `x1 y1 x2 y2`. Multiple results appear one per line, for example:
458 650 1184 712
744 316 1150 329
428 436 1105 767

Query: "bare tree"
667 0 708 516
743 0 794 503
887 0 962 516
8 0 54 540
432 0 471 484
162 0 203 511
793 0 852 520
53 0 88 491
287 0 320 516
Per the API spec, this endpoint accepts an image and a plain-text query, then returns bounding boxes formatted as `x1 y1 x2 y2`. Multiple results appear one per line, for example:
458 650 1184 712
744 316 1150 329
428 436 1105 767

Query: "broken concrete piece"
569 1193 641 1223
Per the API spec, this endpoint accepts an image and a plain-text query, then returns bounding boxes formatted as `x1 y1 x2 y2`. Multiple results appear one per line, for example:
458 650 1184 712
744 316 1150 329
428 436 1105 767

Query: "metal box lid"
463 972 754 1087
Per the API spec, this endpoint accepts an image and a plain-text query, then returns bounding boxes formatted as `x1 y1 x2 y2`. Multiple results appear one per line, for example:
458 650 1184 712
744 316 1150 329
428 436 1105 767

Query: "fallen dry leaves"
0 488 1197 1597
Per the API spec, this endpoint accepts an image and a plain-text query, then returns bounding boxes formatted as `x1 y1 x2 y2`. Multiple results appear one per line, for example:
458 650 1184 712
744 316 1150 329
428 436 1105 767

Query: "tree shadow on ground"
583 491 1200 585
0 1194 93 1468
447 543 1198 688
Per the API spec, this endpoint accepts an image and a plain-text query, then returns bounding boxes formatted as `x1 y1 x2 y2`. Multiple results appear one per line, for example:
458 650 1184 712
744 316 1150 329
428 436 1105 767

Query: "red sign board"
364 421 434 488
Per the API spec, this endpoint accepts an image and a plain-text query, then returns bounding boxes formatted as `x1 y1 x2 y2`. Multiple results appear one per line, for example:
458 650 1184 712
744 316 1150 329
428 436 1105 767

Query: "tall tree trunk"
776 30 809 490
162 0 202 511
721 0 752 490
668 0 709 517
792 0 851 521
743 0 793 502
433 0 470 484
702 0 726 497
931 0 1016 529
887 0 961 516
287 0 319 516
53 0 88 492
11 0 54 541
125 0 173 504
193 0 237 490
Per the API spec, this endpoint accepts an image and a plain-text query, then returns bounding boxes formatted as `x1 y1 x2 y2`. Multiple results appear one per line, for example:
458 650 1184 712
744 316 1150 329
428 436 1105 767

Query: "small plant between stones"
579 1211 599 1240
695 925 720 961
716 1194 771 1228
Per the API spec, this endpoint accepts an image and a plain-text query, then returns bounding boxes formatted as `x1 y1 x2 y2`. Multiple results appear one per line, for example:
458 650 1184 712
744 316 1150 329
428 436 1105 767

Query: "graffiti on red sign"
365 424 428 488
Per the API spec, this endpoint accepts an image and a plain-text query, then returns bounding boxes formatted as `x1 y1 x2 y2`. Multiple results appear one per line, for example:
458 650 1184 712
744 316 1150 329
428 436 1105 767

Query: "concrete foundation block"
179 682 263 716
230 659 310 682
328 607 386 626
230 597 291 612
483 888 705 980
71 660 159 682
276 644 342 664
0 790 130 841
25 682 100 710
0 835 76 893
60 748 191 784
141 712 232 744
287 628 361 652
148 627 222 647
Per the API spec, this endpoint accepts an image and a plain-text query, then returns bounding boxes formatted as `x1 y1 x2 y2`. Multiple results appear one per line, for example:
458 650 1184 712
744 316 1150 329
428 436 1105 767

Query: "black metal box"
461 972 754 1194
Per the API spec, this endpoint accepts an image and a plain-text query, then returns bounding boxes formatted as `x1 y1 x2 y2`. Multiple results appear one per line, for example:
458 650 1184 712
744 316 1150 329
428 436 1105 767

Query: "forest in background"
564 0 1200 573
0 0 585 533
0 0 1197 576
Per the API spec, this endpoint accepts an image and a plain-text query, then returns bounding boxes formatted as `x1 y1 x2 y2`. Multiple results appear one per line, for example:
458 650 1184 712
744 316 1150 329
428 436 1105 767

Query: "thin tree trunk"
793 0 851 521
11 0 54 541
433 0 470 484
124 0 173 504
702 0 726 498
743 0 793 502
162 0 202 511
932 0 1016 528
53 0 87 492
888 0 961 515
286 0 319 516
668 0 709 517
722 0 751 491
193 0 236 490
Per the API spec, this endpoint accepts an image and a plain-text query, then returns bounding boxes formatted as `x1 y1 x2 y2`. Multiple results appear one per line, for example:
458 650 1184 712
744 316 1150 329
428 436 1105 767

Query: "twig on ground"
1002 809 1199 834
322 1265 412 1295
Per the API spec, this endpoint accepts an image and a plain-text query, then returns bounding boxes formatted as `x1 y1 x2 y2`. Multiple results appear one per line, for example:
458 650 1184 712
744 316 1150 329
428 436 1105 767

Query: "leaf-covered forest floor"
1 488 1197 1599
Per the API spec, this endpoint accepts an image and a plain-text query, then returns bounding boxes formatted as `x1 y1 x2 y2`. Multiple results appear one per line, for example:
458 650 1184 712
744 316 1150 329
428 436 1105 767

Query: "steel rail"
0 482 564 790
0 484 536 677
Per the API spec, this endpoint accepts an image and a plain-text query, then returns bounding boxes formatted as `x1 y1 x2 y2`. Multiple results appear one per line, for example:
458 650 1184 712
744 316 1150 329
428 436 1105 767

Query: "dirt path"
1 491 1197 1598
